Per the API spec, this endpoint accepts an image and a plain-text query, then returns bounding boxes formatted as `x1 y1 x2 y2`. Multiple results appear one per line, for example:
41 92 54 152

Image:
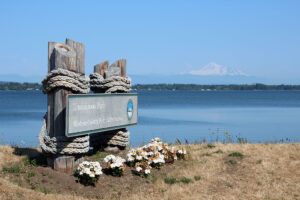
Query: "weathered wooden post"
104 59 127 78
89 59 131 152
94 60 109 77
44 39 87 173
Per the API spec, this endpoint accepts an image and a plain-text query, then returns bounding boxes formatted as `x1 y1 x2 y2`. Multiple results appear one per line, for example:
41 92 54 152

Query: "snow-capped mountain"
186 62 249 76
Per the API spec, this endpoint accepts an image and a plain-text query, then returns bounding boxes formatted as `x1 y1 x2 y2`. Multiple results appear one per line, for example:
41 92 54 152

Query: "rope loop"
40 68 90 155
89 73 131 93
42 68 90 94
39 119 89 154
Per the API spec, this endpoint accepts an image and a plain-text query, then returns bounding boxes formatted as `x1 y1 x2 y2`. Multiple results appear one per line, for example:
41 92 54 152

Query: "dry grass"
0 143 300 200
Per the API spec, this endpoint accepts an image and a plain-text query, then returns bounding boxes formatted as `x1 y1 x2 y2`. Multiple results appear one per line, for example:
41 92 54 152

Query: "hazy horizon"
0 1 300 84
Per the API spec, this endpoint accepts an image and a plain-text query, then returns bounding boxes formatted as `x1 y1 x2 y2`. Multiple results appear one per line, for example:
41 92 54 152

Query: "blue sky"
0 0 299 83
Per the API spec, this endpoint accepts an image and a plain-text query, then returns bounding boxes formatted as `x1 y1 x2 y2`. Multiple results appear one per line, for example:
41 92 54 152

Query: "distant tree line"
0 82 42 90
132 83 300 91
1 82 300 91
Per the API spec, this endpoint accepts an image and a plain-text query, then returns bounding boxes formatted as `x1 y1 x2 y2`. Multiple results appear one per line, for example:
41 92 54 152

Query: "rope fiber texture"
39 119 89 154
42 68 90 94
89 73 131 93
40 68 90 155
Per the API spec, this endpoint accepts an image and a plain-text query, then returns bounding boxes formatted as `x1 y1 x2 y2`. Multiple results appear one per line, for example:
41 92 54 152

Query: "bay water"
0 90 299 147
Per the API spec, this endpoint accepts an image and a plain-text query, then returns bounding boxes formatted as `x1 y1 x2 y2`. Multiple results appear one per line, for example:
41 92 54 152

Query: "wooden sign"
65 93 138 137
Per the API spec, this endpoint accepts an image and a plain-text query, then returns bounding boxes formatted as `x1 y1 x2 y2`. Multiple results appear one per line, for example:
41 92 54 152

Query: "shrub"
74 161 102 186
104 155 126 176
135 162 151 177
125 137 187 177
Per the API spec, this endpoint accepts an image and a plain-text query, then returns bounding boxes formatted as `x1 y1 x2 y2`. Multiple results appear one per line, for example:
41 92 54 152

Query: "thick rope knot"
42 68 90 94
90 129 130 148
89 73 131 93
39 120 90 155
40 68 90 155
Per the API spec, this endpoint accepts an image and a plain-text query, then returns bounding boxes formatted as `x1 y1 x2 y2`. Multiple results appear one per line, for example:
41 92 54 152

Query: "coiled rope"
39 68 90 155
42 68 90 94
89 73 131 93
39 119 89 154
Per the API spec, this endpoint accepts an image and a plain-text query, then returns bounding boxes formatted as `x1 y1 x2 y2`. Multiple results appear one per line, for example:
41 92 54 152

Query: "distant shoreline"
1 81 300 91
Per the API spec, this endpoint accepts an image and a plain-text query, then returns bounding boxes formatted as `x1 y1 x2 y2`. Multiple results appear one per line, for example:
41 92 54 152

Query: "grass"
164 177 194 185
164 177 178 185
201 152 212 157
214 149 223 154
29 182 38 190
179 177 194 184
225 183 233 188
146 173 158 184
89 151 111 162
39 186 51 194
27 171 35 178
226 160 237 165
228 152 244 158
2 165 26 174
207 144 216 149
0 143 299 200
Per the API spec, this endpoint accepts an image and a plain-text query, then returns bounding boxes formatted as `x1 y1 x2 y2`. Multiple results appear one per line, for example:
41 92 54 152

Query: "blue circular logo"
127 99 133 120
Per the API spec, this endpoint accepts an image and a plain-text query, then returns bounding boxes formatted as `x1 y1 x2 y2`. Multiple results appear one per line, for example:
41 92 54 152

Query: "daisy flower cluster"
104 154 126 176
74 161 103 185
135 162 151 178
126 137 187 177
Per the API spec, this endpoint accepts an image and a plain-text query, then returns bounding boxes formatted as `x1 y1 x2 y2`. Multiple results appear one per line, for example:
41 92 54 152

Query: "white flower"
96 171 102 175
104 155 116 163
153 158 165 164
136 166 142 172
106 155 125 169
145 169 151 174
76 161 103 178
90 173 95 178
136 155 143 161
151 137 162 143
127 156 134 162
147 151 154 156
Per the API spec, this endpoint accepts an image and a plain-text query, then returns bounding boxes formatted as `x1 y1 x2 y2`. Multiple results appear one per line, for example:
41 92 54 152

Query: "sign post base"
47 155 84 174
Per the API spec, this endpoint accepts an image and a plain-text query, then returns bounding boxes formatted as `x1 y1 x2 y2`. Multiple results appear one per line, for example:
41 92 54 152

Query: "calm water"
0 90 299 147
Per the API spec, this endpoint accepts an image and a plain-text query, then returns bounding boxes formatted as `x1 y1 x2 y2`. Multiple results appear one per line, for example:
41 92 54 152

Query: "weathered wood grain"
66 38 85 74
47 42 58 135
115 59 127 77
104 59 126 78
48 43 76 137
94 61 109 76
48 155 84 174
47 39 86 172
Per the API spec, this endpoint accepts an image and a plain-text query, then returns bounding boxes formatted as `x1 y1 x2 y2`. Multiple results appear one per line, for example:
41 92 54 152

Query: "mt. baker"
185 62 249 76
